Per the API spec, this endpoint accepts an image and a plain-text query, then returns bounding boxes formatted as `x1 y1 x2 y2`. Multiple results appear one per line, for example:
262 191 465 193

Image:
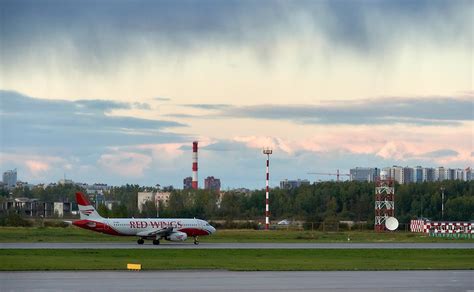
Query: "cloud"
422 149 459 158
0 90 187 151
98 151 152 177
0 152 67 180
74 99 132 112
24 160 50 176
181 104 231 110
180 95 473 126
0 0 470 71
153 97 171 102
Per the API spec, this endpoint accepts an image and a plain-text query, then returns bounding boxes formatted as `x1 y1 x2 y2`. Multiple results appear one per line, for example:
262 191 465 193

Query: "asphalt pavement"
1 242 473 249
1 271 472 291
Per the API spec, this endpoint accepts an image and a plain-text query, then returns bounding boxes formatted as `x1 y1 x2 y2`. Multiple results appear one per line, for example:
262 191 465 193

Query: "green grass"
0 227 471 243
0 249 472 271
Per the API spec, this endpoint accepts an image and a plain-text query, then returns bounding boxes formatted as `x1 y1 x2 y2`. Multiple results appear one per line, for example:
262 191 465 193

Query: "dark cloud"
181 104 231 110
422 149 459 158
0 90 187 151
0 0 470 69
74 99 132 112
132 102 151 110
154 97 171 102
180 95 473 126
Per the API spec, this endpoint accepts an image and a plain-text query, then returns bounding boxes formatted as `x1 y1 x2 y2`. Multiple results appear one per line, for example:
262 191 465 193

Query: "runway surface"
1 271 472 291
1 242 473 249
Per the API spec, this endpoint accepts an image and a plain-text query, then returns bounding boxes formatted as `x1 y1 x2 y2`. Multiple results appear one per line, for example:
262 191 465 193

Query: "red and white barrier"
410 219 473 234
410 219 425 233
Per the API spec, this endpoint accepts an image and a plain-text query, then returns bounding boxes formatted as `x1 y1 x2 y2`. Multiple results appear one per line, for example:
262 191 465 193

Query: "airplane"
72 192 216 245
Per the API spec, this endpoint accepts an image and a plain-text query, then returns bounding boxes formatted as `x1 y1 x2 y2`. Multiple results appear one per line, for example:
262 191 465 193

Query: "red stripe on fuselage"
179 228 210 237
72 220 124 236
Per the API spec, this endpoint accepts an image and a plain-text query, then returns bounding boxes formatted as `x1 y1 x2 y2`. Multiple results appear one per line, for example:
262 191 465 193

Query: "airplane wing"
136 226 174 238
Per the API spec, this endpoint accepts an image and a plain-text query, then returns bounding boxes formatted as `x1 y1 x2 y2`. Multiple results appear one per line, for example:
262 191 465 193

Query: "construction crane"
307 169 351 182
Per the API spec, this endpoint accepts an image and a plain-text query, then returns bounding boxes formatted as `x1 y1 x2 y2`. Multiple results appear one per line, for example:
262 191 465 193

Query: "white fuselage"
73 217 215 238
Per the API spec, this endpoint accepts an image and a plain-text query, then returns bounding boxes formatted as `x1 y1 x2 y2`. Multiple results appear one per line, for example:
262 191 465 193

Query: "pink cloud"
230 122 474 166
24 160 50 176
0 153 66 179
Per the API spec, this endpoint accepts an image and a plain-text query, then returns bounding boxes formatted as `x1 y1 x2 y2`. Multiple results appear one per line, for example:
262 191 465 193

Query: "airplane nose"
210 226 216 234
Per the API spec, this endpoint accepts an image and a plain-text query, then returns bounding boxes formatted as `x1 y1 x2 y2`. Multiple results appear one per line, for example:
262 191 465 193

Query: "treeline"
106 180 473 223
0 183 84 202
2 181 473 223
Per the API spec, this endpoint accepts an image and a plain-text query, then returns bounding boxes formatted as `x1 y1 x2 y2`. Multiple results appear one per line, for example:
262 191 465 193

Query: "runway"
1 271 472 291
1 242 473 249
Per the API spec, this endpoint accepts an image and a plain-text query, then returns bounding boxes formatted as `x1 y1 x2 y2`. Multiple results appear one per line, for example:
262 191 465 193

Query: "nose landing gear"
153 239 160 245
137 238 144 245
193 236 199 245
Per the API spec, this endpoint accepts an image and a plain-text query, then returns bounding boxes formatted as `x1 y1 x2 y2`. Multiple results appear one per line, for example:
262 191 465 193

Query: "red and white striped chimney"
192 141 198 189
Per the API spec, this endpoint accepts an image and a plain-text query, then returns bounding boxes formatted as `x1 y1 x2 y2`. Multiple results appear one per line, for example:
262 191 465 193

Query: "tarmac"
1 270 473 291
1 242 473 249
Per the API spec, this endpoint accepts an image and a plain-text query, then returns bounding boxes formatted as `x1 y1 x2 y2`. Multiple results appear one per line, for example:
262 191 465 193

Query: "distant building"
16 181 34 190
383 166 402 183
435 167 446 181
280 179 310 189
381 166 413 184
183 177 193 190
86 183 110 193
137 192 155 213
401 167 414 184
53 202 72 217
422 167 435 182
0 198 71 218
87 193 105 208
232 188 251 194
359 165 471 183
137 191 171 213
464 167 472 181
414 166 423 183
204 176 221 192
2 169 17 189
58 179 74 185
105 200 121 210
446 168 456 181
2 197 39 216
155 191 171 207
349 167 379 182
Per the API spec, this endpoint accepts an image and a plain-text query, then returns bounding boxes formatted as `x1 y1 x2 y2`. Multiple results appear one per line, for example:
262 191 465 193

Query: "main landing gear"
153 239 160 245
193 236 199 245
137 238 144 245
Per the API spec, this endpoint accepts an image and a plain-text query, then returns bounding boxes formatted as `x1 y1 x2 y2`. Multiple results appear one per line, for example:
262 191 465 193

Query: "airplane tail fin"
76 192 103 220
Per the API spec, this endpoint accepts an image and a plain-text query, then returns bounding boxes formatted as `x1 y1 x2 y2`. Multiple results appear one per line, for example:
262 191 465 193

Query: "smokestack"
192 141 198 189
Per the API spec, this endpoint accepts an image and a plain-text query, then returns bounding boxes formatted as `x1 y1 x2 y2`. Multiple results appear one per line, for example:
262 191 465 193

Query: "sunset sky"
1 0 473 188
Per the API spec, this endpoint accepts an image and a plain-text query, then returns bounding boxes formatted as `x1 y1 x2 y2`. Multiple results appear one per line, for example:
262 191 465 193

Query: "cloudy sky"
0 0 473 188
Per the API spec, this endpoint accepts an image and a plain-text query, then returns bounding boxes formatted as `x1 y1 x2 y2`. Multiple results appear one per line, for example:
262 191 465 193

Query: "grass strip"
1 227 471 243
0 249 472 271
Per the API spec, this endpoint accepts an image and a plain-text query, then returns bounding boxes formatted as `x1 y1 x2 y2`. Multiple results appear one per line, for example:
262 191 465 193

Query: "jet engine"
166 231 188 242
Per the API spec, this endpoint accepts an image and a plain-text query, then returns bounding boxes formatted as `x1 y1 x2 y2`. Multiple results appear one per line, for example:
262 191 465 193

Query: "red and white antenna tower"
192 141 198 189
263 148 273 230
375 170 395 232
